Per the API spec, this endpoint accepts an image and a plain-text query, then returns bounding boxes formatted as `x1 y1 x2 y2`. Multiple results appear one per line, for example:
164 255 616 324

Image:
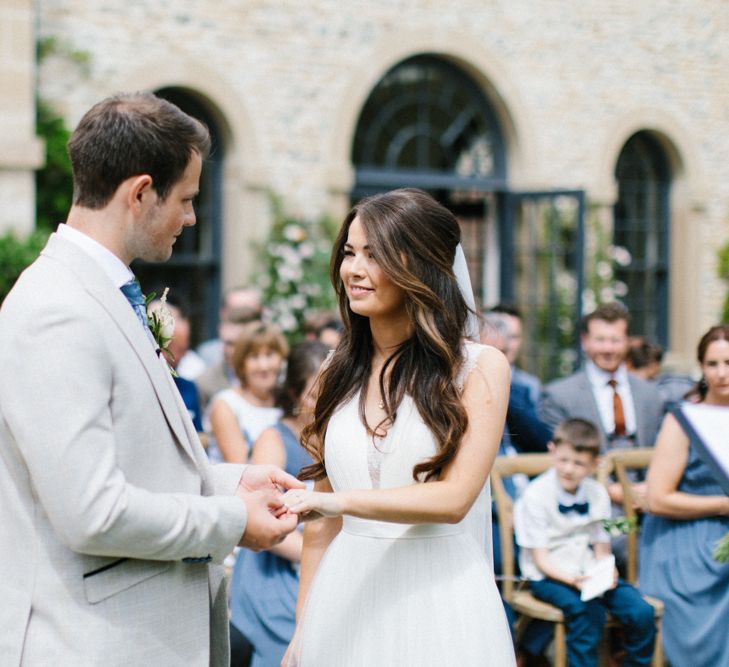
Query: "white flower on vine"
284 224 307 243
608 245 632 267
277 310 298 332
278 264 303 282
596 261 613 280
582 289 597 313
289 294 307 309
613 280 629 297
600 286 615 302
298 241 315 258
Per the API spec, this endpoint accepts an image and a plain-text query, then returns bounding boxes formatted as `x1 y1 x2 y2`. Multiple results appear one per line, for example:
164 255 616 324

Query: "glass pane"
613 133 670 346
353 55 504 180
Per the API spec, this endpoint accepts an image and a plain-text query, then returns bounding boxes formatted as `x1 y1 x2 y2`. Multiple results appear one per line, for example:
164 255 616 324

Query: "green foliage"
0 230 49 304
714 532 729 563
253 195 338 343
37 36 91 69
717 241 729 322
35 100 73 231
602 516 638 536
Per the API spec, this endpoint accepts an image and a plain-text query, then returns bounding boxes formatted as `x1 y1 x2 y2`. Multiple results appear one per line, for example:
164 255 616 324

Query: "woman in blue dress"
640 324 729 667
229 340 330 667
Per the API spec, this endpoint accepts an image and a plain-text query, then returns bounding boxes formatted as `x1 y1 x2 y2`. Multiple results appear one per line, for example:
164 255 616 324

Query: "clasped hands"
236 466 344 551
235 465 305 551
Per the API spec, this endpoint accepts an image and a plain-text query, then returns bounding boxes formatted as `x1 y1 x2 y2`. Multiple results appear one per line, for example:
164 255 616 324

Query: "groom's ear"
125 174 155 214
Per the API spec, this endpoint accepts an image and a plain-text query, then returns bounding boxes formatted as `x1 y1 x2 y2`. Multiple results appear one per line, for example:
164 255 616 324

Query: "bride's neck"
369 319 411 368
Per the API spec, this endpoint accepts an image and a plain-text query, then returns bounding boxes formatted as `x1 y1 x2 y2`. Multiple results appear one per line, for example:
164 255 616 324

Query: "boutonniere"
146 287 178 376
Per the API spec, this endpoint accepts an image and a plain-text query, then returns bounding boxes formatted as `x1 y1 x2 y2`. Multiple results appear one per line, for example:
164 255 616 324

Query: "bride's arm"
295 477 342 620
285 346 509 524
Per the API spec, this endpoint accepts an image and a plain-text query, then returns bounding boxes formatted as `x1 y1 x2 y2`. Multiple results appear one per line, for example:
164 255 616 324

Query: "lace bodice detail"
327 341 488 490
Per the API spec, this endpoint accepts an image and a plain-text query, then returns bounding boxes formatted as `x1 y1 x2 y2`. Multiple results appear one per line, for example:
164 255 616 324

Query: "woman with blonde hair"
209 322 288 463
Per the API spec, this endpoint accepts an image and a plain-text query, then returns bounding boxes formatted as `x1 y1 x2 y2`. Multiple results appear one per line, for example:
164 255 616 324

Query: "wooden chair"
491 452 665 667
601 447 654 584
601 447 665 666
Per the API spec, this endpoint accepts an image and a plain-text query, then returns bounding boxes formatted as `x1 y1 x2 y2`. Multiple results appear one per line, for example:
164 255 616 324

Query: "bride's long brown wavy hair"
300 188 471 482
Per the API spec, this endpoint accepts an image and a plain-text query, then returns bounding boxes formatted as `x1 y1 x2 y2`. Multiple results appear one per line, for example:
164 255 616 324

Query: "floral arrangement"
254 196 338 342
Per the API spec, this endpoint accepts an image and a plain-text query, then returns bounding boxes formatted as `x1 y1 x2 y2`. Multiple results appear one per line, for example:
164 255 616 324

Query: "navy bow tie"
558 501 590 515
120 278 149 328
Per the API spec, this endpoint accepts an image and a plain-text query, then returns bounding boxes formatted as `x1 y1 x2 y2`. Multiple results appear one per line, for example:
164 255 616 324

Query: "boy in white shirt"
514 418 655 667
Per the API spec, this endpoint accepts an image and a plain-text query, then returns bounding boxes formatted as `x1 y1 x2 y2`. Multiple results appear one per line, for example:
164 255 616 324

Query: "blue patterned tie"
120 278 149 329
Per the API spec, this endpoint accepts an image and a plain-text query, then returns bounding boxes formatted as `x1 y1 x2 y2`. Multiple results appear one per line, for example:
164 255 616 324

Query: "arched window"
613 132 671 346
352 54 506 298
133 87 224 345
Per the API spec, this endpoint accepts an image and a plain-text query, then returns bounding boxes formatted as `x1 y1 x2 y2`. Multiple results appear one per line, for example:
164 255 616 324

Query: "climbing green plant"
253 195 338 342
718 241 729 322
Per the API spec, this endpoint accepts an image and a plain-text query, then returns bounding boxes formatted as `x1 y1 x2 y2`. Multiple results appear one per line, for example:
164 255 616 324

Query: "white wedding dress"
287 342 516 666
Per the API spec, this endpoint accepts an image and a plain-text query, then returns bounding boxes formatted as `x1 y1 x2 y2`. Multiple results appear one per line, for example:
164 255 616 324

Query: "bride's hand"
283 489 344 517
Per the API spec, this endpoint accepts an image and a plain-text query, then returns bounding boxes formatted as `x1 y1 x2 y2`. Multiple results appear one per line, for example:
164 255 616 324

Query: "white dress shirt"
57 224 134 288
585 360 637 436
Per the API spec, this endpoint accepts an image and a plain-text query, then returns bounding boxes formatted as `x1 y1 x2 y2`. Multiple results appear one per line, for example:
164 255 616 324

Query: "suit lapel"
576 371 602 423
42 234 197 464
575 371 609 446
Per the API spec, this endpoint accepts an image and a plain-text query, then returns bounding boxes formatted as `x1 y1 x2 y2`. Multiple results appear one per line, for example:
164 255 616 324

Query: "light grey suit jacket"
0 234 247 666
538 369 665 451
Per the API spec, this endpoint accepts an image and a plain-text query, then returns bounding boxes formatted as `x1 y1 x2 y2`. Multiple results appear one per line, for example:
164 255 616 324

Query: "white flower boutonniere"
146 287 178 376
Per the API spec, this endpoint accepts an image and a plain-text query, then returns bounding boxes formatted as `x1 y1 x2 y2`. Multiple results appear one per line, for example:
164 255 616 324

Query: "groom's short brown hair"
67 92 210 209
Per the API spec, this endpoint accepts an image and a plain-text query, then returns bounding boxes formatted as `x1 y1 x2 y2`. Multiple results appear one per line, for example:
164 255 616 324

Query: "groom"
0 93 302 666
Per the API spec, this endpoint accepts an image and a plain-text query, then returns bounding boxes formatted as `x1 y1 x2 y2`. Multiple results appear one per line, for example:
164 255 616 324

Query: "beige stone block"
0 138 45 170
0 171 36 236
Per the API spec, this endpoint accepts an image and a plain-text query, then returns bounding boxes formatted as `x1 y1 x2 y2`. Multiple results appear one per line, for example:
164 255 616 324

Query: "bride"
282 188 516 666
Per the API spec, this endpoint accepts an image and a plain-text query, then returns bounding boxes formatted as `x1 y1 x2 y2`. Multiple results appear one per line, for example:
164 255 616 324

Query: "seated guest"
515 418 656 667
490 303 542 404
208 322 288 463
230 341 329 667
539 303 664 507
481 312 551 453
627 336 695 410
640 325 729 667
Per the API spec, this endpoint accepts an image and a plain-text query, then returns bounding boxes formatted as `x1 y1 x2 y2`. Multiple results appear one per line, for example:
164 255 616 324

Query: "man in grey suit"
539 303 665 503
0 93 303 666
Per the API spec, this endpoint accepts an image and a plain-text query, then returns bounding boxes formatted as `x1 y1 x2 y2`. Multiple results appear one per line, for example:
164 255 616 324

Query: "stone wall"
0 0 44 235
28 0 729 367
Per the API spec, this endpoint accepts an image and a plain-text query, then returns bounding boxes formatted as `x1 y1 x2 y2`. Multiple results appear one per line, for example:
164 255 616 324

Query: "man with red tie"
538 303 665 504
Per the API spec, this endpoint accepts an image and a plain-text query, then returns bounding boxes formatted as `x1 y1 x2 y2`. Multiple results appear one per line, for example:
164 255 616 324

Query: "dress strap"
455 341 490 392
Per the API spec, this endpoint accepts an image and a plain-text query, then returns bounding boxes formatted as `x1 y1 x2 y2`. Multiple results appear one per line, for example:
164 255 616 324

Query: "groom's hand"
239 464 306 494
236 487 299 551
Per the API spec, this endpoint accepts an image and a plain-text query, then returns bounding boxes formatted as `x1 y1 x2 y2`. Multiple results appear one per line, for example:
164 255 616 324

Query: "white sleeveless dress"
287 342 515 666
